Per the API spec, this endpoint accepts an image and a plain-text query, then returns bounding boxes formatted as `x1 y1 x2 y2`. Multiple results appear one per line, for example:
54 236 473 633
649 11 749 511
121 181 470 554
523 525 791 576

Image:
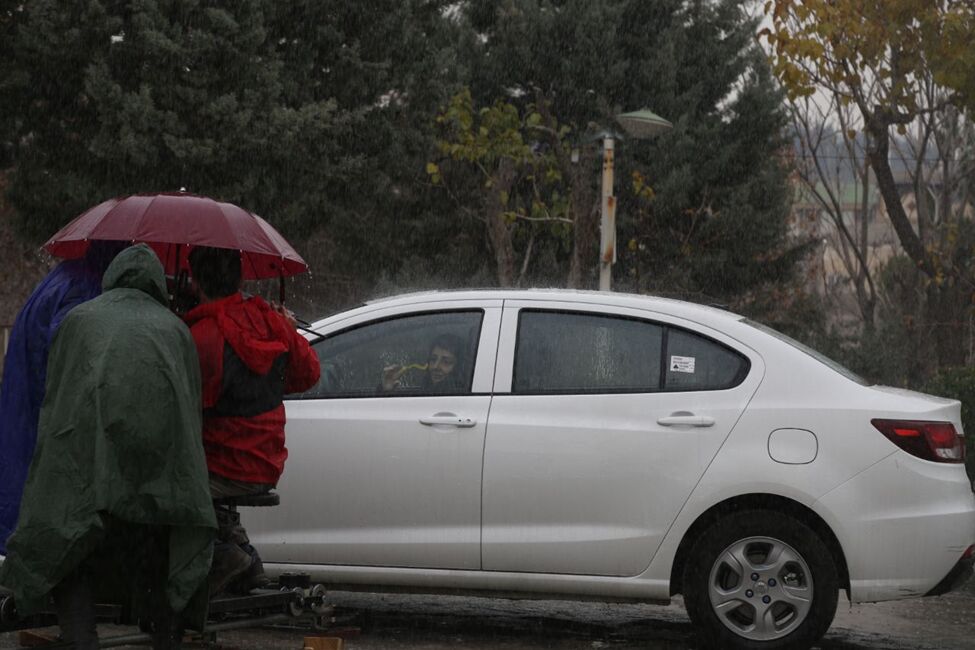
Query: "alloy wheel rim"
707 535 814 641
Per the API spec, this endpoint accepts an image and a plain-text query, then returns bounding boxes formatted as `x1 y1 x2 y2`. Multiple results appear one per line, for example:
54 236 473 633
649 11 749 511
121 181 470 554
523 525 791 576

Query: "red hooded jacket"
185 293 320 484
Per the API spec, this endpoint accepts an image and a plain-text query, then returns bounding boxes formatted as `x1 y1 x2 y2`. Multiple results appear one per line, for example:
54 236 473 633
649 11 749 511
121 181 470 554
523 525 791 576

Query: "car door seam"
480 300 506 570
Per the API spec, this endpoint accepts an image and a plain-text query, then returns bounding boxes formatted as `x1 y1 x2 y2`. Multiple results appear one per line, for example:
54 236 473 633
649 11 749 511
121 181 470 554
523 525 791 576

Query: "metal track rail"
26 613 294 649
0 580 332 645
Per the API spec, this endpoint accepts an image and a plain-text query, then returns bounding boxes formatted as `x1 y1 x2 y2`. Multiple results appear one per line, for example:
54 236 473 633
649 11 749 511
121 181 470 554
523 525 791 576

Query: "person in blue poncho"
0 241 125 554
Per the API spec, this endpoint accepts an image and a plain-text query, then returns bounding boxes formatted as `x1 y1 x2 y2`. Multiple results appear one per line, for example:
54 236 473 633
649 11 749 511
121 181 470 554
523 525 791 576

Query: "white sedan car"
248 289 975 650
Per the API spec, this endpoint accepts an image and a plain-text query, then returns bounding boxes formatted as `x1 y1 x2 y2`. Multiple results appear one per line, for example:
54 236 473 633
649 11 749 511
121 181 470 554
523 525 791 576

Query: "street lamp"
598 108 672 291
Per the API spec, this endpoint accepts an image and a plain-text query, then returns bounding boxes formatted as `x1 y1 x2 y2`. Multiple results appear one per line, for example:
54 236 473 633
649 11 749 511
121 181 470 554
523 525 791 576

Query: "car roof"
360 288 745 325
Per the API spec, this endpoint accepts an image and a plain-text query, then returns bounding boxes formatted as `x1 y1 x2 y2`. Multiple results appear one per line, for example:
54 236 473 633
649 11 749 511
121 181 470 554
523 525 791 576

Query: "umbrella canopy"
44 193 308 280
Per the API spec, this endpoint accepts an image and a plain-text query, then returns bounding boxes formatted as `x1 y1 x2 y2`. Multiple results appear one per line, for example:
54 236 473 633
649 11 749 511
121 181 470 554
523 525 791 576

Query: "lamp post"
598 109 672 291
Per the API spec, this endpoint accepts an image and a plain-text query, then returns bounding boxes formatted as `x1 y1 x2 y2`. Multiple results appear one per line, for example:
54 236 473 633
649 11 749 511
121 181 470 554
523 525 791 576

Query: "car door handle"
419 415 478 428
657 414 715 427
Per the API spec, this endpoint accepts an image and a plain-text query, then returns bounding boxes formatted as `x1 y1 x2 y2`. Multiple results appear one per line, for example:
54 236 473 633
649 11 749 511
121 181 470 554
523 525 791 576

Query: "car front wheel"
682 510 839 650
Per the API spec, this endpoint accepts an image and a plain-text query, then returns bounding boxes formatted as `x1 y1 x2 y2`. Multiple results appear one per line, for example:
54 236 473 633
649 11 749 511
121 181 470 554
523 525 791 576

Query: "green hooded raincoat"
0 244 216 616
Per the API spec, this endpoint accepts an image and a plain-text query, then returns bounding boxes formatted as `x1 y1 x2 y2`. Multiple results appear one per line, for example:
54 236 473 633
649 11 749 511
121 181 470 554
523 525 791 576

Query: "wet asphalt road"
3 580 973 649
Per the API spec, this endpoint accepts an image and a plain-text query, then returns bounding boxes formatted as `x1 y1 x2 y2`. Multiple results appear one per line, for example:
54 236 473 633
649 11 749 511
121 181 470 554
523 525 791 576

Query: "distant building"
788 166 937 330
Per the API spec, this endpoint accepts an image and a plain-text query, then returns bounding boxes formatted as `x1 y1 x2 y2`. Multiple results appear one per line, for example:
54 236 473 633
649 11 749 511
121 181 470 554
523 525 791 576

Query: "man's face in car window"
428 346 457 385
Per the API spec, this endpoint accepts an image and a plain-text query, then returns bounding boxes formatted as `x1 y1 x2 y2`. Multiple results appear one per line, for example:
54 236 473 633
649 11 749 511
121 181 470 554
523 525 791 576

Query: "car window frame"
288 305 498 400
505 306 752 396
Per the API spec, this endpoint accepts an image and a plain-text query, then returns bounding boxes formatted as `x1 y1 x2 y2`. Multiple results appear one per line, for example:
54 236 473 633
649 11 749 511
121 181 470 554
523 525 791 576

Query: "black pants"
209 474 273 546
52 570 97 650
209 474 272 586
53 525 184 649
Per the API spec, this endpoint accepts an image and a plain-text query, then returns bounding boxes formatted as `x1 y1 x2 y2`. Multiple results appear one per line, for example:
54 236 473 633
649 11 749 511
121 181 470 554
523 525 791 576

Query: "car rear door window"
511 309 749 394
293 310 483 398
664 328 749 391
513 311 663 394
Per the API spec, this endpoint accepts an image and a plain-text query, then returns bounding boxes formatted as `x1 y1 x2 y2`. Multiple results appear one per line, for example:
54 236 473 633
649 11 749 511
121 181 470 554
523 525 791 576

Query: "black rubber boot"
208 543 252 597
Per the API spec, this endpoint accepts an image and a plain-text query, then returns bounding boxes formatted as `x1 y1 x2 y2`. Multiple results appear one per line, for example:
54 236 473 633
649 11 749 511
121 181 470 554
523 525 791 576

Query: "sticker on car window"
670 355 695 373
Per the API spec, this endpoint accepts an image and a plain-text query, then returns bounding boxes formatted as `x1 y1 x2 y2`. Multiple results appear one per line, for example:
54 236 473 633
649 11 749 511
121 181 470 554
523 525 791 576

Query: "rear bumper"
924 553 974 597
816 453 975 602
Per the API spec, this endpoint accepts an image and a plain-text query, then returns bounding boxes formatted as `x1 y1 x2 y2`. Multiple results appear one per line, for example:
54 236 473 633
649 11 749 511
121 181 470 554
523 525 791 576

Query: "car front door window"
294 311 483 398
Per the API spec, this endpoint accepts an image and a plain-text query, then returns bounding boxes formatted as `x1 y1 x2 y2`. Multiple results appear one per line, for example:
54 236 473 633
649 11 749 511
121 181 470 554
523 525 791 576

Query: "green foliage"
1 0 462 290
436 88 534 166
3 1 347 239
0 2 21 167
3 0 805 308
434 87 569 223
431 87 575 285
784 255 939 391
458 0 803 299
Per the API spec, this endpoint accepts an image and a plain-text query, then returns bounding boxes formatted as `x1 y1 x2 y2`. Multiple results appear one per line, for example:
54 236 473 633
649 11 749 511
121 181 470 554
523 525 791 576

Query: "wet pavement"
2 580 973 649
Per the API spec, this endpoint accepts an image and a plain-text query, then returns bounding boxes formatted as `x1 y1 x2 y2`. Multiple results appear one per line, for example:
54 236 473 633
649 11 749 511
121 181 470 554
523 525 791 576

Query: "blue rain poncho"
0 244 121 553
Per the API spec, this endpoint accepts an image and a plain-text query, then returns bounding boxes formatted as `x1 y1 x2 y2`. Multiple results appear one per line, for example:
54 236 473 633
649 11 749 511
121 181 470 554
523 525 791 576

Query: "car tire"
682 509 839 650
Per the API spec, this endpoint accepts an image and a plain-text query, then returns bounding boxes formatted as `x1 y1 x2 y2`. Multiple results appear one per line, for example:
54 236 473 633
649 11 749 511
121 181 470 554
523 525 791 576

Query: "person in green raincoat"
0 244 217 649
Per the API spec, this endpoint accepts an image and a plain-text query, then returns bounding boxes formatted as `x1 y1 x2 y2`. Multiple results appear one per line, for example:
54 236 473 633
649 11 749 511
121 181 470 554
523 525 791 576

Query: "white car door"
248 301 501 570
481 301 763 576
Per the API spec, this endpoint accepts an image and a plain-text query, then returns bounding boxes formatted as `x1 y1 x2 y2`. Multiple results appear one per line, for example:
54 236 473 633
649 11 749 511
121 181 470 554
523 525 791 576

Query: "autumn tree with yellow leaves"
764 0 975 371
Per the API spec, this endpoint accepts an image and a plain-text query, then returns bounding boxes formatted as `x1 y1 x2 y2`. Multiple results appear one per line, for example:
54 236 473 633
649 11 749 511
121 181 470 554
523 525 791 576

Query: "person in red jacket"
184 246 320 594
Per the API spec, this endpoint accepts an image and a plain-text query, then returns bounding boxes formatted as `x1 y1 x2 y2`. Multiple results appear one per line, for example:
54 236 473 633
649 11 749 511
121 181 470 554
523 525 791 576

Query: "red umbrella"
44 193 308 280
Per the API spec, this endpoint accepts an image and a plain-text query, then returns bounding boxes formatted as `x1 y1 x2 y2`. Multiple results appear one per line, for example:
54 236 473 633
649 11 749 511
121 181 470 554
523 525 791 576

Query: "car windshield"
742 318 870 386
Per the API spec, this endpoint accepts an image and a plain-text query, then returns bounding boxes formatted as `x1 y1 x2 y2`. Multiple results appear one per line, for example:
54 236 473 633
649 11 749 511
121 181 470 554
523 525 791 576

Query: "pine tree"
456 0 805 301
3 1 459 249
261 0 466 282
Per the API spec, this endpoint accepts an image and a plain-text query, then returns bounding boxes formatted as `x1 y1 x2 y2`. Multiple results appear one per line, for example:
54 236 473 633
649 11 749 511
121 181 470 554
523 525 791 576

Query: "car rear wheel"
682 510 838 650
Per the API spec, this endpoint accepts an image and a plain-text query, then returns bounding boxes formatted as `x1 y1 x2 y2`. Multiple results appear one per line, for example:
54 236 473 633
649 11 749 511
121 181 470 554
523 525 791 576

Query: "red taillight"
871 419 965 463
